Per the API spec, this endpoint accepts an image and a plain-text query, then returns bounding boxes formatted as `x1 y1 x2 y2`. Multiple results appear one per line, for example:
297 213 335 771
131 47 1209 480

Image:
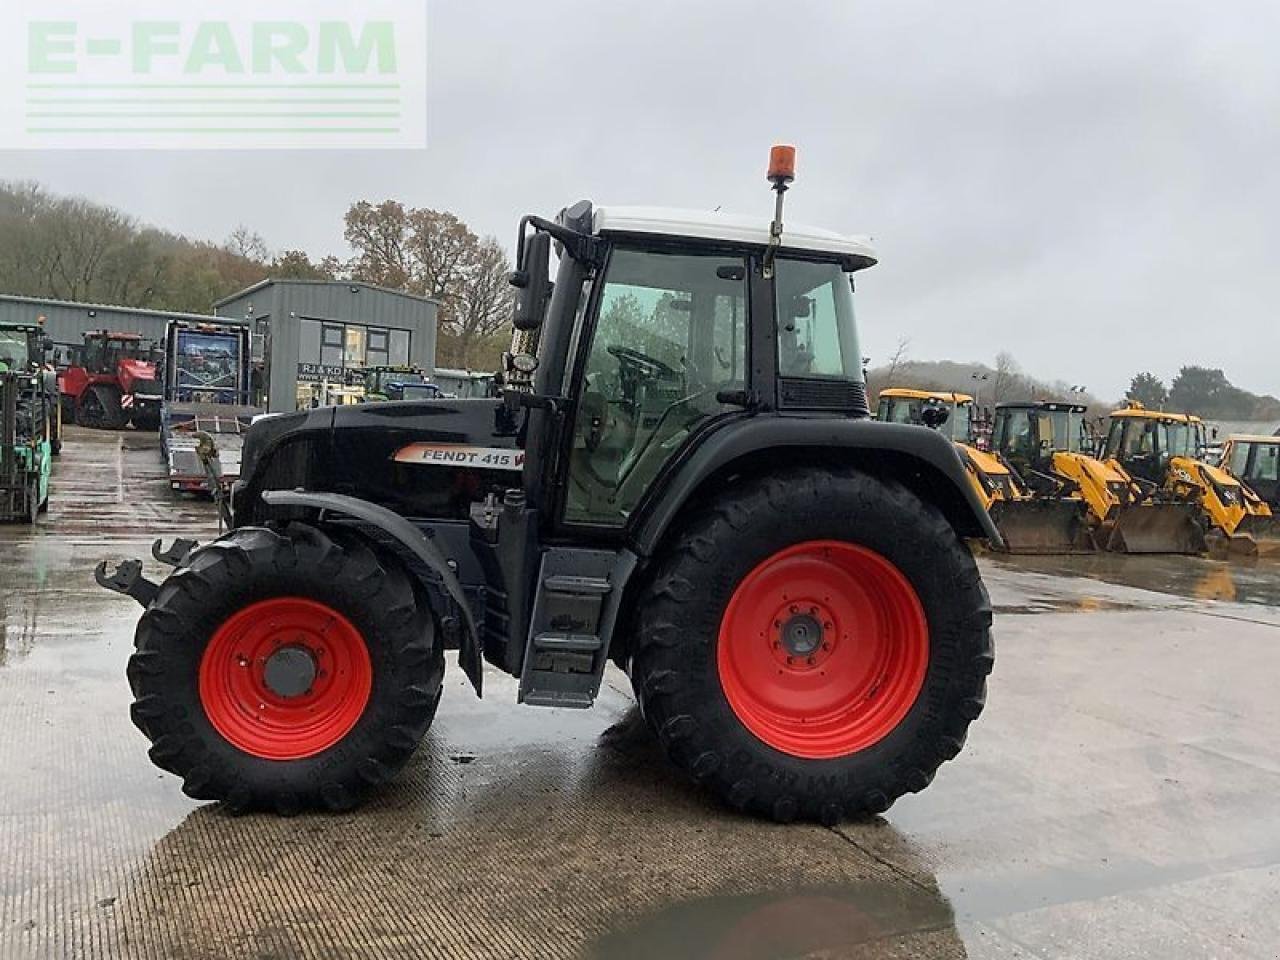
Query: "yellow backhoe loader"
1103 406 1278 557
993 401 1205 554
877 389 1090 552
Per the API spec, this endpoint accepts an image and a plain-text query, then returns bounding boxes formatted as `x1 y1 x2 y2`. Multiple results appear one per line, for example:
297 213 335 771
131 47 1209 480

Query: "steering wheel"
607 345 679 380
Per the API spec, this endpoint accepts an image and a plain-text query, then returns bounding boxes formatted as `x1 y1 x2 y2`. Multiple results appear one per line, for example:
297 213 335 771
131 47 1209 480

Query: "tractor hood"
232 398 522 526
119 357 156 379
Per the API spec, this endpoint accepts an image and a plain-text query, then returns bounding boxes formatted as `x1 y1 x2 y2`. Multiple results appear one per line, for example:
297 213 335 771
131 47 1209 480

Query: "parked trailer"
159 320 260 494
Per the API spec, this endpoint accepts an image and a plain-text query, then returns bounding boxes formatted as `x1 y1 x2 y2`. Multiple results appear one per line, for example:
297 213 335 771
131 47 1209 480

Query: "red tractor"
59 331 162 431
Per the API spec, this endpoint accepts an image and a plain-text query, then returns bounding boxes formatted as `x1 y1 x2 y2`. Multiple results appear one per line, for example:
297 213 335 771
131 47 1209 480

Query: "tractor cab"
508 202 874 529
0 324 47 373
1103 406 1206 485
877 389 975 444
79 332 150 374
1222 436 1280 508
993 401 1088 480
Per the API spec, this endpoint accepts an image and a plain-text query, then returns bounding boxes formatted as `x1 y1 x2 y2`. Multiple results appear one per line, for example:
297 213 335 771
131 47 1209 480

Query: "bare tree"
993 351 1019 403
345 200 514 370
227 225 269 263
343 200 416 291
885 337 911 383
449 237 513 367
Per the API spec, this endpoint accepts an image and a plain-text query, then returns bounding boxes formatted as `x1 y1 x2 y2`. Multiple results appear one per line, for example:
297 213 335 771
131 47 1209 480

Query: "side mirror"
921 406 951 430
510 230 552 332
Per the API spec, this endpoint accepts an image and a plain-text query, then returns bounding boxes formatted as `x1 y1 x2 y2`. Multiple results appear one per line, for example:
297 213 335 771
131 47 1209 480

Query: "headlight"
1214 482 1240 506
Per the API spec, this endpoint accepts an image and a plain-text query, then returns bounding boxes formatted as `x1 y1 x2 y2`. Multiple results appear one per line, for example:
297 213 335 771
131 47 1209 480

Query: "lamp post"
971 372 990 406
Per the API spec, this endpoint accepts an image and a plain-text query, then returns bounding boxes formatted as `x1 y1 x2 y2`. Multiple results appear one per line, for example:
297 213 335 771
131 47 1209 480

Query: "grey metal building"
0 281 439 414
0 294 216 363
215 281 438 413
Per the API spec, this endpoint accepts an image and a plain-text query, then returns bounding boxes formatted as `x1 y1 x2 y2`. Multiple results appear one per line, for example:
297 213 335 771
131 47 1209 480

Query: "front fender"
631 416 1003 556
260 489 483 694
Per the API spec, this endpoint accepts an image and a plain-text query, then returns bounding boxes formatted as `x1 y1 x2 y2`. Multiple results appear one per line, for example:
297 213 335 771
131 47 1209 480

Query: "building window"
299 318 321 363
344 326 367 367
321 324 344 367
295 318 411 371
389 329 410 366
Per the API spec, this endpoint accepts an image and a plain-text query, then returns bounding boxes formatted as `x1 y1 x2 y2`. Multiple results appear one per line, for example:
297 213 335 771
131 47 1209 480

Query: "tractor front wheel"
127 523 445 814
630 468 994 824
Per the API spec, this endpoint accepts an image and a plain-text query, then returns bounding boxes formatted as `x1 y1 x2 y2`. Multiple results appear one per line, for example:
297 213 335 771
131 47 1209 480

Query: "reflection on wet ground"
986 550 1280 611
2 428 1279 958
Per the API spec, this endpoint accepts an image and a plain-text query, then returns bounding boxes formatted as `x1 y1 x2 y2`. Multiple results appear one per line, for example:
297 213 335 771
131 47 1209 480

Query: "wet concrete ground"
2 427 1279 959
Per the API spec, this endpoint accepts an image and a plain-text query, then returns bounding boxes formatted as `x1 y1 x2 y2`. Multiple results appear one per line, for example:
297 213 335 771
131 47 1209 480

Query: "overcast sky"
2 0 1277 399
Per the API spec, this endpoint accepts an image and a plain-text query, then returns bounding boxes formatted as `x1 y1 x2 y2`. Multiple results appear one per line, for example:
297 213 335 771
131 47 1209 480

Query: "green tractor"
358 365 443 402
0 323 58 523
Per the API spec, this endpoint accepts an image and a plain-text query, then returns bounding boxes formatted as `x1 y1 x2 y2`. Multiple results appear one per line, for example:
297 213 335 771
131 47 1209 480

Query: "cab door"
559 245 751 532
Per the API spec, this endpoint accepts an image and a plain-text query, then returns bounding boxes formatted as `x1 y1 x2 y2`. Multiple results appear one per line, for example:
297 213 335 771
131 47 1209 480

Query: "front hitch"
95 558 159 609
152 537 199 567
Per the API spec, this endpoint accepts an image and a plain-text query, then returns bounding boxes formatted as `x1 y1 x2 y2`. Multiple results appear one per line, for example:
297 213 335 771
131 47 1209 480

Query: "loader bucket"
1232 513 1280 559
1105 504 1207 555
988 499 1095 554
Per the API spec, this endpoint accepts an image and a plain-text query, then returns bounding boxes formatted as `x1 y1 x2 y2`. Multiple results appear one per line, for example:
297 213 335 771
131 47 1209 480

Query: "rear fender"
259 489 484 694
631 418 1003 557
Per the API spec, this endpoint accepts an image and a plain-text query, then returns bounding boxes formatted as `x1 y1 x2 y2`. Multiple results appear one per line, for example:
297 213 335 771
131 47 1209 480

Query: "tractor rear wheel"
127 523 445 814
76 384 125 430
631 468 993 824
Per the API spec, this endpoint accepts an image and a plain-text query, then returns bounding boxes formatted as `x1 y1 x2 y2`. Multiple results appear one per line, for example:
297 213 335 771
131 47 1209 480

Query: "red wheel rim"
198 597 373 760
717 541 929 759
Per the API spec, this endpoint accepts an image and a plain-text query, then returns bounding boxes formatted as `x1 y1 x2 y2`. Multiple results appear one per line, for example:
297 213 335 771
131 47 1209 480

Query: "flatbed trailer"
162 405 258 492
158 320 259 494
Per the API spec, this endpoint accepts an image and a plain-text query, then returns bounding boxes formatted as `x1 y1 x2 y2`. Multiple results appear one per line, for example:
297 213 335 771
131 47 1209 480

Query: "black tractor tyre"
76 384 125 430
127 522 445 814
630 467 994 825
130 407 161 433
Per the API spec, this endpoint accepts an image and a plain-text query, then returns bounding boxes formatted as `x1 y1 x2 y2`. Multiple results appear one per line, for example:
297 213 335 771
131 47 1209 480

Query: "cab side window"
775 259 861 380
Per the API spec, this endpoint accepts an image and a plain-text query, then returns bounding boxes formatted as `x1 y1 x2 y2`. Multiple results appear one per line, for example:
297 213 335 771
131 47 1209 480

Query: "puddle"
987 552 1280 610
583 882 962 959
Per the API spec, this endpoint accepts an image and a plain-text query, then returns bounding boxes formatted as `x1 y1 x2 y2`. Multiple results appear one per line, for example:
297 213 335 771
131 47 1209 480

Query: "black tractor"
98 149 999 823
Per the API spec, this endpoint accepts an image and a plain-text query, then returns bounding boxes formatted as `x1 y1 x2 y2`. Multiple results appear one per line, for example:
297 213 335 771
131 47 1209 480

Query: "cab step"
518 549 636 709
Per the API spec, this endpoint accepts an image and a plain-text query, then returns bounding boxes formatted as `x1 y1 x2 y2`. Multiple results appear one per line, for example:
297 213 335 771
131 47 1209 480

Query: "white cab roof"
592 206 877 264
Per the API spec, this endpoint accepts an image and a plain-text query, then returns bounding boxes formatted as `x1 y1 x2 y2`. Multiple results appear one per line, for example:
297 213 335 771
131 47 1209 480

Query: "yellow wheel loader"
993 401 1205 554
877 389 1090 552
1103 407 1278 557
